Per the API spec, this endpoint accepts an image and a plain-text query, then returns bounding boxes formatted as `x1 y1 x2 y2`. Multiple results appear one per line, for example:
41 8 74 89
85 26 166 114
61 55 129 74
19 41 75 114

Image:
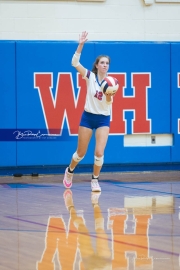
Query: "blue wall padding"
0 41 179 167
94 42 171 133
95 42 171 164
16 41 95 165
0 42 16 166
171 43 180 162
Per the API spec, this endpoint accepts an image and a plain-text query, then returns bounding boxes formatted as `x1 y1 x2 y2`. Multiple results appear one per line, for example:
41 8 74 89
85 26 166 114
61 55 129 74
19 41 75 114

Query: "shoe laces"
92 179 99 187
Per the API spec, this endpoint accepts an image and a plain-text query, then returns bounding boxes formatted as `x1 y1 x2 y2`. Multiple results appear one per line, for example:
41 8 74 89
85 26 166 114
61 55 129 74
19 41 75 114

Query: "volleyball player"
63 31 115 192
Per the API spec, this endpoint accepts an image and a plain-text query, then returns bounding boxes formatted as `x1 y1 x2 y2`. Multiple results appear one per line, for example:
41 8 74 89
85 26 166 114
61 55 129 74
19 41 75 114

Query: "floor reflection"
37 190 112 270
36 190 177 270
0 178 179 270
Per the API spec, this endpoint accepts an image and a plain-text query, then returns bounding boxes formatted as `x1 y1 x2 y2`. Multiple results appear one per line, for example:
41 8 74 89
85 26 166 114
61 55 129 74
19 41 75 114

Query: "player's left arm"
104 92 115 104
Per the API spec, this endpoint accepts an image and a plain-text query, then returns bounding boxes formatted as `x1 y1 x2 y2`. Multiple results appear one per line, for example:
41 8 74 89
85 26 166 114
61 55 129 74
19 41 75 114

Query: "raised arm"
71 31 88 77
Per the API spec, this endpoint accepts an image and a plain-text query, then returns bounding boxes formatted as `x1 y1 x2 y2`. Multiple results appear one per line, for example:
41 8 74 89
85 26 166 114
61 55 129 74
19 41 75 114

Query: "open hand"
79 31 88 45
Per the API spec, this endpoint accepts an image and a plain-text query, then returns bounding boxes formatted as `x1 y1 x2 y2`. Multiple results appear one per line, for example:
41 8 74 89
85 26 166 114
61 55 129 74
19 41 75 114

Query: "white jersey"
83 69 111 116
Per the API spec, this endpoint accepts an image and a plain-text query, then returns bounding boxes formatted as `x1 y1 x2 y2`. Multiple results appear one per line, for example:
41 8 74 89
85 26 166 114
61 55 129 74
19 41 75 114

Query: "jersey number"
94 91 103 101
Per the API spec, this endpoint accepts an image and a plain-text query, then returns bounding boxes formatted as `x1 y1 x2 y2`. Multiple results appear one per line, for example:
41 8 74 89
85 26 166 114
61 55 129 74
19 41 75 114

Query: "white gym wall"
0 0 180 41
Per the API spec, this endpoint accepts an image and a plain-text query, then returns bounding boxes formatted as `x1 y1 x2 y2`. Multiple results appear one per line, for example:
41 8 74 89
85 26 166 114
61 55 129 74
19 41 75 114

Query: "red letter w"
34 73 86 135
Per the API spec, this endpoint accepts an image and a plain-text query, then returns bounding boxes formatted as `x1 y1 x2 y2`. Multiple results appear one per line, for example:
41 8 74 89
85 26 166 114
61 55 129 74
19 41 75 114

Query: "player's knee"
94 155 104 166
72 151 84 163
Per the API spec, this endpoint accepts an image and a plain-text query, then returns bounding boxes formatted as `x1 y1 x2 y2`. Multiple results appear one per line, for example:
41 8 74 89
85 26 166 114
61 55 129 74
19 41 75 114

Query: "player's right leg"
63 126 92 188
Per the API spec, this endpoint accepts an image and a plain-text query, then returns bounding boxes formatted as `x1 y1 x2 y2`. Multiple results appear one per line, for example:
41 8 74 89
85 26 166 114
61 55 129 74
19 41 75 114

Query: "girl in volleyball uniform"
63 31 115 192
80 69 111 131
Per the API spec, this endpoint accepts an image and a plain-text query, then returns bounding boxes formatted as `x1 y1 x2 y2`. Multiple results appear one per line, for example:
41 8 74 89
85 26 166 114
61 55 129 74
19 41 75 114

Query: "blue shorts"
80 111 110 130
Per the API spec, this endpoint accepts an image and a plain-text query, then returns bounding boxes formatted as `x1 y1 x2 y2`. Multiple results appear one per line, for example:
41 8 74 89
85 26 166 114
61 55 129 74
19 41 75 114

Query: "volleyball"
100 76 119 94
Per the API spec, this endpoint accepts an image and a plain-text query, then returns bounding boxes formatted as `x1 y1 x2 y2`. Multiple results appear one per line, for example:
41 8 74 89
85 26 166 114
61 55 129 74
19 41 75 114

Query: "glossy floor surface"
0 171 180 270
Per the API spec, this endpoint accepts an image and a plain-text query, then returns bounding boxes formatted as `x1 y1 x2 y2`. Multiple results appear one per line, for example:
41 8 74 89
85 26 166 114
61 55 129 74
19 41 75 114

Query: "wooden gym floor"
0 170 180 270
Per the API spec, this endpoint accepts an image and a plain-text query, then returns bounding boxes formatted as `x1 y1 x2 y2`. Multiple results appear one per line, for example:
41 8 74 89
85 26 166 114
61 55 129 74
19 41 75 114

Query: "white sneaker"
63 167 73 189
91 179 101 192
